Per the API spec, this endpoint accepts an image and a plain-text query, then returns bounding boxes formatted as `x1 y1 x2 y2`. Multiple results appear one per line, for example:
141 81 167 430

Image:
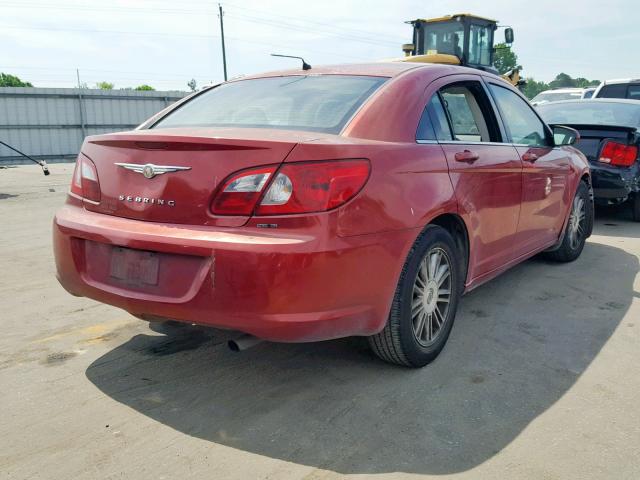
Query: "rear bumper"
53 204 416 342
591 162 640 204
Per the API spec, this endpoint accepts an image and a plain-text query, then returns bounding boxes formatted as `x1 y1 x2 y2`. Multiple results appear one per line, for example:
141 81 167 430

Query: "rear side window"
488 83 550 147
628 85 640 100
439 82 499 142
417 94 453 141
153 75 387 134
597 84 628 99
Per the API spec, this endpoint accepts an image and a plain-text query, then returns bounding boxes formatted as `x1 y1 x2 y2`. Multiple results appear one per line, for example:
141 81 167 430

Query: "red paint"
53 63 589 342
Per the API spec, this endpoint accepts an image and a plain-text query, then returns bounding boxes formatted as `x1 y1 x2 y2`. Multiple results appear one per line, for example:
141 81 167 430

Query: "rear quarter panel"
285 140 456 237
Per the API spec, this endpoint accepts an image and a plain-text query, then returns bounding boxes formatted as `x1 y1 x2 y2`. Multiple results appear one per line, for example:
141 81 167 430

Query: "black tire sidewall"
397 227 461 366
565 182 591 258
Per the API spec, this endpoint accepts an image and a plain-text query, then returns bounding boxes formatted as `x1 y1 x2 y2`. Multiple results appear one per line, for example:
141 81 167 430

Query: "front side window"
439 83 497 143
153 75 387 134
423 23 464 58
628 85 640 100
489 83 550 146
468 24 492 66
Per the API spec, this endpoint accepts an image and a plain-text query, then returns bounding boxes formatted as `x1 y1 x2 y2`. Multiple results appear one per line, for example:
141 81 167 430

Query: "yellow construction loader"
398 14 524 87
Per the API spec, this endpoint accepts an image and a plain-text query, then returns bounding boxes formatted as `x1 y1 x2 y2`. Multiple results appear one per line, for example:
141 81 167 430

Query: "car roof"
601 78 640 85
537 88 587 94
536 98 640 107
236 62 483 81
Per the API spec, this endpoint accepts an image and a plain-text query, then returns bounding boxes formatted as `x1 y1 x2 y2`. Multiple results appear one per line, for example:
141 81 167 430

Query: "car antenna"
270 54 311 71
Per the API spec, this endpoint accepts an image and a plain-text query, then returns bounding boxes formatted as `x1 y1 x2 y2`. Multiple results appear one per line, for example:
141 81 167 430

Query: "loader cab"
405 14 512 74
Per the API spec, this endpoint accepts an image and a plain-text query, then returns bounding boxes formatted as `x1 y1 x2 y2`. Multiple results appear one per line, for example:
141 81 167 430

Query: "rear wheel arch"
428 213 470 287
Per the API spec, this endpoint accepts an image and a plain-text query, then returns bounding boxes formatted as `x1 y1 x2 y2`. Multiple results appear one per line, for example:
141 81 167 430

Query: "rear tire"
631 194 640 222
368 225 462 367
546 181 591 262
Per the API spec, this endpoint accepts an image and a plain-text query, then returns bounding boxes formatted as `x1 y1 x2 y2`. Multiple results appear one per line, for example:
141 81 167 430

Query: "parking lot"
1 164 639 479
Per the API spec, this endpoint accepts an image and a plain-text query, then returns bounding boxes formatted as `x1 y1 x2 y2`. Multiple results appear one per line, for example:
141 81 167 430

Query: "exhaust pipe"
228 334 263 352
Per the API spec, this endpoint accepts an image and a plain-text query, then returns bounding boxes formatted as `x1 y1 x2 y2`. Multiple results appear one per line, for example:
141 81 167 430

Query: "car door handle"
522 152 539 162
454 150 480 163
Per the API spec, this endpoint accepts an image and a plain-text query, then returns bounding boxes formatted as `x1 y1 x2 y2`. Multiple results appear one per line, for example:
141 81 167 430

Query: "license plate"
110 247 159 286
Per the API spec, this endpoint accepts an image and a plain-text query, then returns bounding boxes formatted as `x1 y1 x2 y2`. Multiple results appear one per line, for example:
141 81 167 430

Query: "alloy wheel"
411 247 452 346
567 195 586 250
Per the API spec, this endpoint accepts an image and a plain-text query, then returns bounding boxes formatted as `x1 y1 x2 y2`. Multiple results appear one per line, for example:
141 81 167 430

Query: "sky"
1 0 638 91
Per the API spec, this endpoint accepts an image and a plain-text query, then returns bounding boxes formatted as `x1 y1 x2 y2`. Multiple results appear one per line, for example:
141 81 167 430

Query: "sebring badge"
115 162 191 179
119 195 176 207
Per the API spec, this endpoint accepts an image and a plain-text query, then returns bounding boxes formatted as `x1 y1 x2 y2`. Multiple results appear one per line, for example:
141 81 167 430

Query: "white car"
593 78 640 100
530 87 595 106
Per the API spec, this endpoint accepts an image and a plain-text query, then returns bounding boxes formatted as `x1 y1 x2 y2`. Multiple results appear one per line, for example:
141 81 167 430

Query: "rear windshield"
152 75 387 134
538 101 640 128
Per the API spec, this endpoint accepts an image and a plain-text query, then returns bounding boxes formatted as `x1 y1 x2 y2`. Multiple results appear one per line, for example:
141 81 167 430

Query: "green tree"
95 81 114 90
0 73 33 87
493 43 518 75
522 78 549 99
573 77 600 88
548 73 575 89
134 84 155 91
547 73 600 90
187 78 197 92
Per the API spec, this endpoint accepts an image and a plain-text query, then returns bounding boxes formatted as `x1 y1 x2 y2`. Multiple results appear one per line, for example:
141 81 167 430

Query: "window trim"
431 80 504 144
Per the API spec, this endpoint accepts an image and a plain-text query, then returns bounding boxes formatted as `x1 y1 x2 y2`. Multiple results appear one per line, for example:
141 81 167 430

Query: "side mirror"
504 28 514 45
552 125 580 146
402 43 415 57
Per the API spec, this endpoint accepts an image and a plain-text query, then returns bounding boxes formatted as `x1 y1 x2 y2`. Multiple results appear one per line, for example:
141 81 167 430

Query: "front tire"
546 181 591 262
368 225 462 367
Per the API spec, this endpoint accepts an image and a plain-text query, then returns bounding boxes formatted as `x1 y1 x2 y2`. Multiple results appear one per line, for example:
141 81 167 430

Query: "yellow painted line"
31 318 134 344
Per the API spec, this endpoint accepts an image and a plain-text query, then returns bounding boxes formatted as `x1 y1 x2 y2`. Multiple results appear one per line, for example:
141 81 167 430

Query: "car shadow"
86 241 637 475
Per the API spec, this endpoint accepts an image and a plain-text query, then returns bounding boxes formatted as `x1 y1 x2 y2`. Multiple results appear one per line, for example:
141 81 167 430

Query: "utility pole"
218 3 228 81
76 69 87 140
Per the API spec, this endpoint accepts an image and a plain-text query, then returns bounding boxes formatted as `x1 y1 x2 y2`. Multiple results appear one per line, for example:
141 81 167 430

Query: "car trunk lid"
80 128 319 227
560 124 638 164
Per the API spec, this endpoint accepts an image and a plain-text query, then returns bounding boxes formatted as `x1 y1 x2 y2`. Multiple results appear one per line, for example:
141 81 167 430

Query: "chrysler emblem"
115 162 191 179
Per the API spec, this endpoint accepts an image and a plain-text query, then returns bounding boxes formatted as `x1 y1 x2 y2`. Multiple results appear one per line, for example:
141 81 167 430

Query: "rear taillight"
70 155 101 202
210 160 370 216
598 141 638 167
256 160 370 215
211 165 277 215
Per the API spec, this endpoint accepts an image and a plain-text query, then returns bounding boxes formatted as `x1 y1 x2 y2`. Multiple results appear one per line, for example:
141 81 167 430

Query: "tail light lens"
70 155 101 202
599 141 638 167
211 160 370 216
211 165 277 215
256 160 370 215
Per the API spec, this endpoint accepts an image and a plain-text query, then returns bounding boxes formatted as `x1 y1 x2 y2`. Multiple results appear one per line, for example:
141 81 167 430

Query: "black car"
538 99 640 221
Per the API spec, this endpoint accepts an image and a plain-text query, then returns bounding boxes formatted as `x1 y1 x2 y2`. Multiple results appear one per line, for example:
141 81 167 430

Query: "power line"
224 12 398 47
2 0 405 46
0 24 369 60
0 65 216 77
220 2 403 44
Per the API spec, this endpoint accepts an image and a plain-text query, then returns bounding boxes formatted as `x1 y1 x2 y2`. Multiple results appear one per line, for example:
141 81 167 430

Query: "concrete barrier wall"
0 87 187 165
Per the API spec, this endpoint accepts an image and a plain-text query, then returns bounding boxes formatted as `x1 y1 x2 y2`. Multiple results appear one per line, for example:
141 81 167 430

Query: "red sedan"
53 63 592 367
